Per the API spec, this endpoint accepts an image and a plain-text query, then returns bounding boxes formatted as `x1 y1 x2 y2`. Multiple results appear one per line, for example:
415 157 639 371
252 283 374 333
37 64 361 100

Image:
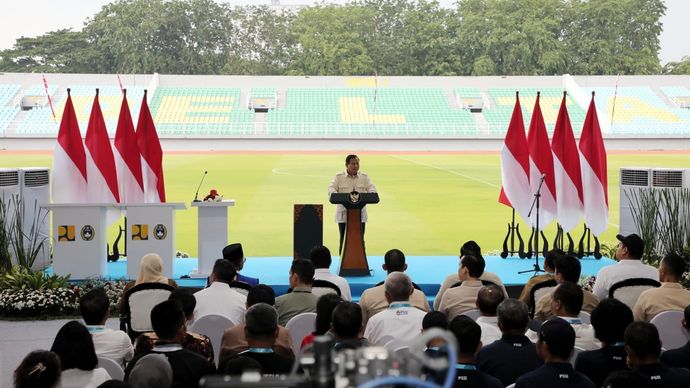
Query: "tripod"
519 174 546 276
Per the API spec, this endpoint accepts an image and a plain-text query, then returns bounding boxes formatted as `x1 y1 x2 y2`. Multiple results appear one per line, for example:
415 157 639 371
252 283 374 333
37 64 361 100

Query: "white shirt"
194 281 247 324
87 325 133 366
60 368 111 388
314 268 352 301
364 302 426 346
476 316 502 346
526 316 600 351
328 171 377 223
592 259 659 300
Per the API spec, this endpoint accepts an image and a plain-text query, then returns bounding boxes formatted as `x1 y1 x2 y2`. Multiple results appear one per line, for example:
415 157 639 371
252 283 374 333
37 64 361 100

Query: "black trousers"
338 222 365 254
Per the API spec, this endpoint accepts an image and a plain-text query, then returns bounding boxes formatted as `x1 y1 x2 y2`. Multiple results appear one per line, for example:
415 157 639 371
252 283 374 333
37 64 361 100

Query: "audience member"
125 301 215 387
476 284 504 346
438 255 485 320
602 370 651 388
448 316 504 388
575 298 633 387
223 243 259 286
332 301 368 351
518 249 559 304
592 234 658 300
476 299 542 387
275 259 319 326
79 288 133 366
194 259 247 323
359 249 429 325
422 311 449 348
119 253 178 312
660 304 690 368
534 253 599 321
310 245 352 301
515 318 595 388
546 281 599 350
633 252 690 321
220 284 294 359
364 272 426 346
301 293 342 349
50 321 111 388
127 353 172 388
219 303 295 375
14 350 61 388
624 321 690 387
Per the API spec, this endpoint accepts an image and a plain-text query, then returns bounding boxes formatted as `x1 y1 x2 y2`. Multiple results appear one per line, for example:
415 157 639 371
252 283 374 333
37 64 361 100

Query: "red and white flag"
551 93 583 232
85 89 120 203
136 90 166 203
578 92 609 236
527 92 557 230
498 92 532 222
114 90 144 203
52 89 87 203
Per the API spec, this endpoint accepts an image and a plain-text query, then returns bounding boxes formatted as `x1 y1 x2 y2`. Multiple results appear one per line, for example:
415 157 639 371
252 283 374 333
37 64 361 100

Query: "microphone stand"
519 174 546 275
193 171 208 202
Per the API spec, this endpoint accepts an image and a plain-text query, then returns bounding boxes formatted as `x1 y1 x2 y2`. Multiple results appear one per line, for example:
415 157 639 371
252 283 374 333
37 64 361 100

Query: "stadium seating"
0 84 20 134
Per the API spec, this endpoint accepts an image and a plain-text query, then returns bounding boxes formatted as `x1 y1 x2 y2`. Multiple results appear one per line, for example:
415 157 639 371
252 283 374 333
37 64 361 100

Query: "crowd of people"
13 234 690 388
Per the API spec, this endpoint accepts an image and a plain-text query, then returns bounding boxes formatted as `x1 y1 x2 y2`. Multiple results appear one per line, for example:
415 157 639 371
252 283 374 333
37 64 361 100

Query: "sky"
1 0 688 64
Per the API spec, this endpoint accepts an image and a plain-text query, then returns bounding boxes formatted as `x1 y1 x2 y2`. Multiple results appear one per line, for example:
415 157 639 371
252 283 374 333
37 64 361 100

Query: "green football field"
2 151 689 257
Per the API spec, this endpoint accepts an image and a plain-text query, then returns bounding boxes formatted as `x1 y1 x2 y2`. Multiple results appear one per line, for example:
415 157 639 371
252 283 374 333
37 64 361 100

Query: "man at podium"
328 154 377 253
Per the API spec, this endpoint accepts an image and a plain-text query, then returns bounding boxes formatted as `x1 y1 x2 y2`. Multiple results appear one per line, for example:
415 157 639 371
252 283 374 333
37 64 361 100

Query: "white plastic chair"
97 356 124 380
285 312 317 355
506 384 516 388
578 311 591 324
460 309 482 320
191 313 238 366
650 310 688 351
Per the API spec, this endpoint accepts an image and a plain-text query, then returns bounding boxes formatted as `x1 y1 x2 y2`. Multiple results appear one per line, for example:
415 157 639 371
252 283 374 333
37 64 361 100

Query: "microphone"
193 171 208 202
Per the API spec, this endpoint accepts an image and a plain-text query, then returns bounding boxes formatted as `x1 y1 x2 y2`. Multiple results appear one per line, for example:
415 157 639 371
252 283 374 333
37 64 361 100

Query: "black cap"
223 243 244 262
538 317 575 355
616 233 644 259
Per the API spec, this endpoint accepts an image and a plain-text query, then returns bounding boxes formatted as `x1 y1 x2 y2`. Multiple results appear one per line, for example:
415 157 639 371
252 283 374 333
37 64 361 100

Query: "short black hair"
14 350 61 388
422 311 448 330
309 246 332 269
662 252 688 279
460 240 482 258
150 300 185 341
168 288 196 319
212 258 237 283
247 284 276 307
291 259 315 285
538 317 576 359
544 249 565 271
477 284 505 315
79 288 110 325
384 249 406 273
554 254 581 283
553 281 584 315
624 321 662 359
245 303 278 340
448 315 481 356
97 381 133 388
461 254 484 278
345 154 358 165
219 355 262 375
331 302 362 339
497 299 529 333
590 298 634 344
602 370 650 388
315 293 343 335
50 321 97 371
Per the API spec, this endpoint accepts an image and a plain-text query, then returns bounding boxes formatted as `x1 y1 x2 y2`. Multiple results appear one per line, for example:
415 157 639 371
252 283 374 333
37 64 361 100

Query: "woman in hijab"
118 253 178 312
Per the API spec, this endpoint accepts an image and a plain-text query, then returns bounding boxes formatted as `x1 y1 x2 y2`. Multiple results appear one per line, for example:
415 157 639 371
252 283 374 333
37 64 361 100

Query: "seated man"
518 249 558 304
515 318 595 388
575 298 633 388
218 303 295 375
194 259 247 324
79 288 133 366
310 245 352 301
438 254 484 320
220 284 294 359
476 299 542 387
364 272 426 346
223 243 259 286
476 284 505 346
332 302 368 351
125 300 215 387
359 248 429 326
660 304 690 368
625 321 690 387
634 252 690 321
449 316 504 388
275 259 319 326
545 281 599 350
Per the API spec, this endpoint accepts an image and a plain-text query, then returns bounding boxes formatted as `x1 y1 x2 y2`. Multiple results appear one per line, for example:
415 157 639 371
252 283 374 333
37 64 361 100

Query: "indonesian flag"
578 92 609 236
114 90 144 203
498 92 532 222
527 92 557 230
85 89 120 203
551 93 583 232
136 90 166 203
52 89 87 203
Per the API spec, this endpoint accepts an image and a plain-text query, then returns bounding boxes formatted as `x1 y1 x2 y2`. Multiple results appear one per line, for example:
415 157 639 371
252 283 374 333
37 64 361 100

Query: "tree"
0 29 97 73
663 56 690 75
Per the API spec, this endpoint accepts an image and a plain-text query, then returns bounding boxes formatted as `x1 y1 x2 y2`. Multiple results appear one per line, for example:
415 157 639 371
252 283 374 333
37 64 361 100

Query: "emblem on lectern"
81 225 94 241
349 191 360 204
154 224 167 240
132 224 148 240
58 225 75 242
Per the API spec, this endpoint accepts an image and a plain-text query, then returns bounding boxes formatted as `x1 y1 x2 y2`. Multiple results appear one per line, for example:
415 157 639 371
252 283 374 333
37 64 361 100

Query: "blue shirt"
237 273 259 287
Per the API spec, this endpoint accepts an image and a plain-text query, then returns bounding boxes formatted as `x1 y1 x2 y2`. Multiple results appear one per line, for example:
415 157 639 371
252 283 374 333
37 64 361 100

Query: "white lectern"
191 200 236 277
42 203 118 279
125 203 186 280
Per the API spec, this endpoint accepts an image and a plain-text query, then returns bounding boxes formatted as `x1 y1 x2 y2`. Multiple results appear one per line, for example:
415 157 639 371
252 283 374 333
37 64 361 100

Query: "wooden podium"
329 192 379 276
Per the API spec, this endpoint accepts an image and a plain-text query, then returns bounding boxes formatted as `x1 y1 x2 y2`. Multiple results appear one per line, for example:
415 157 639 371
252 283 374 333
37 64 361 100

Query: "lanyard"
456 364 477 371
246 348 274 354
87 326 105 333
389 302 412 309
